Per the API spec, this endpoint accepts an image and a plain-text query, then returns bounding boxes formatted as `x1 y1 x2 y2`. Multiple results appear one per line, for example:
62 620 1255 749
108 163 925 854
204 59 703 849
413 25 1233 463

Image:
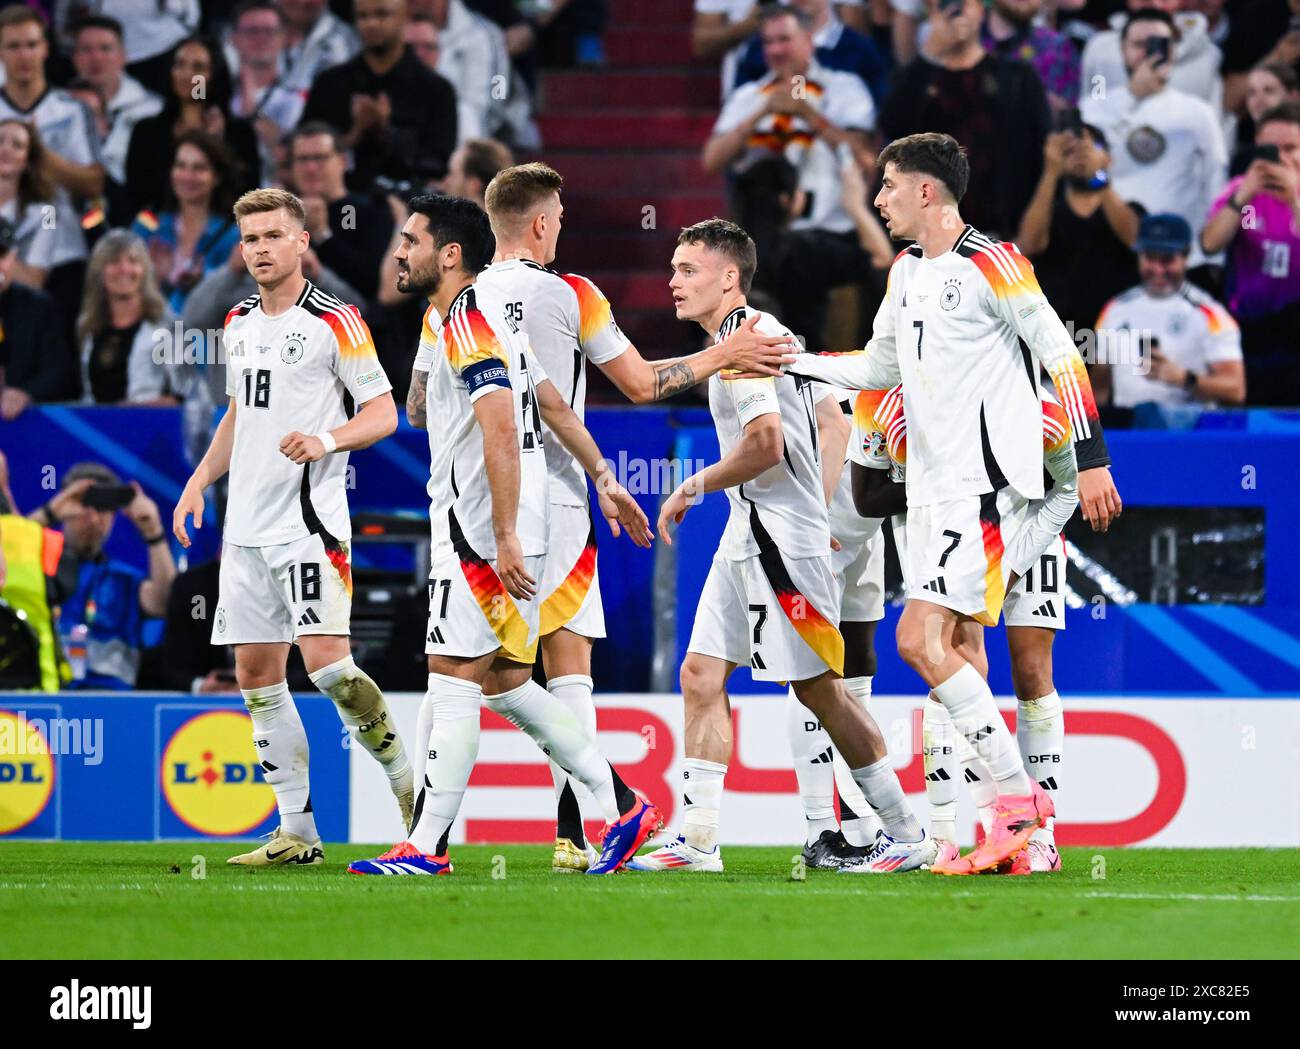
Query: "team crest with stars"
281 333 307 363
940 280 962 311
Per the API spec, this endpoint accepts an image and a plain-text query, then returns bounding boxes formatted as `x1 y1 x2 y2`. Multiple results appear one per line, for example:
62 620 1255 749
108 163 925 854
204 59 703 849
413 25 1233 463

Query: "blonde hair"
484 162 563 236
233 187 305 228
77 229 168 342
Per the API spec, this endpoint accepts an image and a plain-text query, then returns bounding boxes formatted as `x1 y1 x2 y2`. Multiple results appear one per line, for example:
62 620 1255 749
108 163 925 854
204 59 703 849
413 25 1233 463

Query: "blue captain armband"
462 357 512 396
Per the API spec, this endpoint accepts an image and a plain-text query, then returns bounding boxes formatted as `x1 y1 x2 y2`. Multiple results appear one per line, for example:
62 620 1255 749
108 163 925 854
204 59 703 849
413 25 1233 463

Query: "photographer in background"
1202 102 1300 406
1017 117 1143 336
28 463 177 691
1081 8 1226 273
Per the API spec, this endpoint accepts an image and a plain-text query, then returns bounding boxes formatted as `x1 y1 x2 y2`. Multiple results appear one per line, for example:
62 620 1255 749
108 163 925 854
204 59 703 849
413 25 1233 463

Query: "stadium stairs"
535 0 726 399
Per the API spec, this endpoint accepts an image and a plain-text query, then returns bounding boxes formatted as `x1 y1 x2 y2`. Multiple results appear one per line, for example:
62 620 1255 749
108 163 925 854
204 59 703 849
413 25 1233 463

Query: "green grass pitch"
2 843 1297 959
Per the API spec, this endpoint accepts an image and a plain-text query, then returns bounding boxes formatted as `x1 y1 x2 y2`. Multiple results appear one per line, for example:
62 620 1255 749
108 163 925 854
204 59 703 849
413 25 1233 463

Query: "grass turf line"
1 844 1297 959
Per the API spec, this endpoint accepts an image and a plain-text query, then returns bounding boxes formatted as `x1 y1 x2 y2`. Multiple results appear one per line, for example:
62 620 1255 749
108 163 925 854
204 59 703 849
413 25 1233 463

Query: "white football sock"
922 699 959 843
833 755 881 845
834 676 880 844
954 727 998 832
242 681 317 842
310 656 412 804
850 756 923 842
546 673 596 809
843 675 873 708
408 674 482 855
785 687 837 844
485 680 619 821
1018 690 1064 844
682 758 726 852
932 663 1030 795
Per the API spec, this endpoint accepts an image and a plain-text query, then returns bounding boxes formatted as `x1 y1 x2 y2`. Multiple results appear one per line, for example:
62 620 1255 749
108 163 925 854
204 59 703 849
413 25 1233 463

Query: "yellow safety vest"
0 514 66 691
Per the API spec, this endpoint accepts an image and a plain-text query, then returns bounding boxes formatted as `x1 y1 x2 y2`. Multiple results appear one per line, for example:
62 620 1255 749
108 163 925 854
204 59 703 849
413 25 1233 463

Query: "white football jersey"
475 258 630 506
222 281 392 547
789 227 1107 507
709 306 830 560
413 282 550 563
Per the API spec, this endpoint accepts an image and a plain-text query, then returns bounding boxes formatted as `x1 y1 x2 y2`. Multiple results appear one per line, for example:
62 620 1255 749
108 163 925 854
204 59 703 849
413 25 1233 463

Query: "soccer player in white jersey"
785 133 1122 874
632 219 936 875
402 161 792 872
348 194 662 876
852 385 1085 873
172 189 412 866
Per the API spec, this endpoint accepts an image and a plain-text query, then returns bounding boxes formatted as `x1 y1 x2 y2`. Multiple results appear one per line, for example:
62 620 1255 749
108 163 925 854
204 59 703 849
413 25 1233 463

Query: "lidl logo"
161 711 276 836
0 709 55 835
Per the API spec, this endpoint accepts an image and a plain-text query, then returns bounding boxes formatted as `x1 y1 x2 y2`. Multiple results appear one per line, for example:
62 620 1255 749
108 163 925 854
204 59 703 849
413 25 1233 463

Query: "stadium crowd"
0 0 1297 694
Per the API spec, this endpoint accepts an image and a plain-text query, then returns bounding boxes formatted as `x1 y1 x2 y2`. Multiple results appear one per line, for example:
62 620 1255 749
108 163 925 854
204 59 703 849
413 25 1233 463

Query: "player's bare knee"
895 625 930 671
790 673 838 718
1010 657 1053 704
679 656 722 707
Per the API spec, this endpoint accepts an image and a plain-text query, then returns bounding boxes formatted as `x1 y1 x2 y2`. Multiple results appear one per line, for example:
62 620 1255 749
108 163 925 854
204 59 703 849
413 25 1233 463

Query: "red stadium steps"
532 0 727 364
553 192 728 233
538 110 718 149
577 271 677 312
540 150 719 193
603 28 705 67
551 231 684 270
543 70 721 110
608 0 695 24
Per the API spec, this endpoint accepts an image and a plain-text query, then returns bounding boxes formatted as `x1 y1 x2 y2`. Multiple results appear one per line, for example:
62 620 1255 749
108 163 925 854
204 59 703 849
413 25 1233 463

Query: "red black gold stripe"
749 507 843 676
449 510 536 663
975 492 1006 628
539 515 598 637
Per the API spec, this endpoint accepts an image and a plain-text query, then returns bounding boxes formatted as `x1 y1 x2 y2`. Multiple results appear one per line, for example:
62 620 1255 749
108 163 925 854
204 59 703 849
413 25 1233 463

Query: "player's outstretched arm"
995 251 1122 533
657 412 784 545
472 389 535 601
533 378 652 547
173 397 237 548
280 393 398 464
599 314 796 403
784 344 900 391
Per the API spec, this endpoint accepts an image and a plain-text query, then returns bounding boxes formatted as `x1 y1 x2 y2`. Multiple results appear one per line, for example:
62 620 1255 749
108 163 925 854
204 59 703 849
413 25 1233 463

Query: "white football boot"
839 830 938 874
625 834 723 872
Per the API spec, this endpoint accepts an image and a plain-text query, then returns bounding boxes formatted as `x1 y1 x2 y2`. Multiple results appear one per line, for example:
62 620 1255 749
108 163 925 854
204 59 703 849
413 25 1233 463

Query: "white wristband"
316 431 337 454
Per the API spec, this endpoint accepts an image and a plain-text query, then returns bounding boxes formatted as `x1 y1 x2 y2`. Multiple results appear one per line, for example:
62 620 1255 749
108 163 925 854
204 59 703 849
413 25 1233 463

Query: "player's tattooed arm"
601 316 794 403
652 361 696 400
407 366 429 429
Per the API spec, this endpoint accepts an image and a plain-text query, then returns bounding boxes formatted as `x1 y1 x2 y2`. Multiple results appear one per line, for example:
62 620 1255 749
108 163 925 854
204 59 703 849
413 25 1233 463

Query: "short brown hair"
234 187 306 229
878 132 969 202
461 138 515 191
0 6 46 36
676 217 757 294
484 161 563 234
1258 101 1300 131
